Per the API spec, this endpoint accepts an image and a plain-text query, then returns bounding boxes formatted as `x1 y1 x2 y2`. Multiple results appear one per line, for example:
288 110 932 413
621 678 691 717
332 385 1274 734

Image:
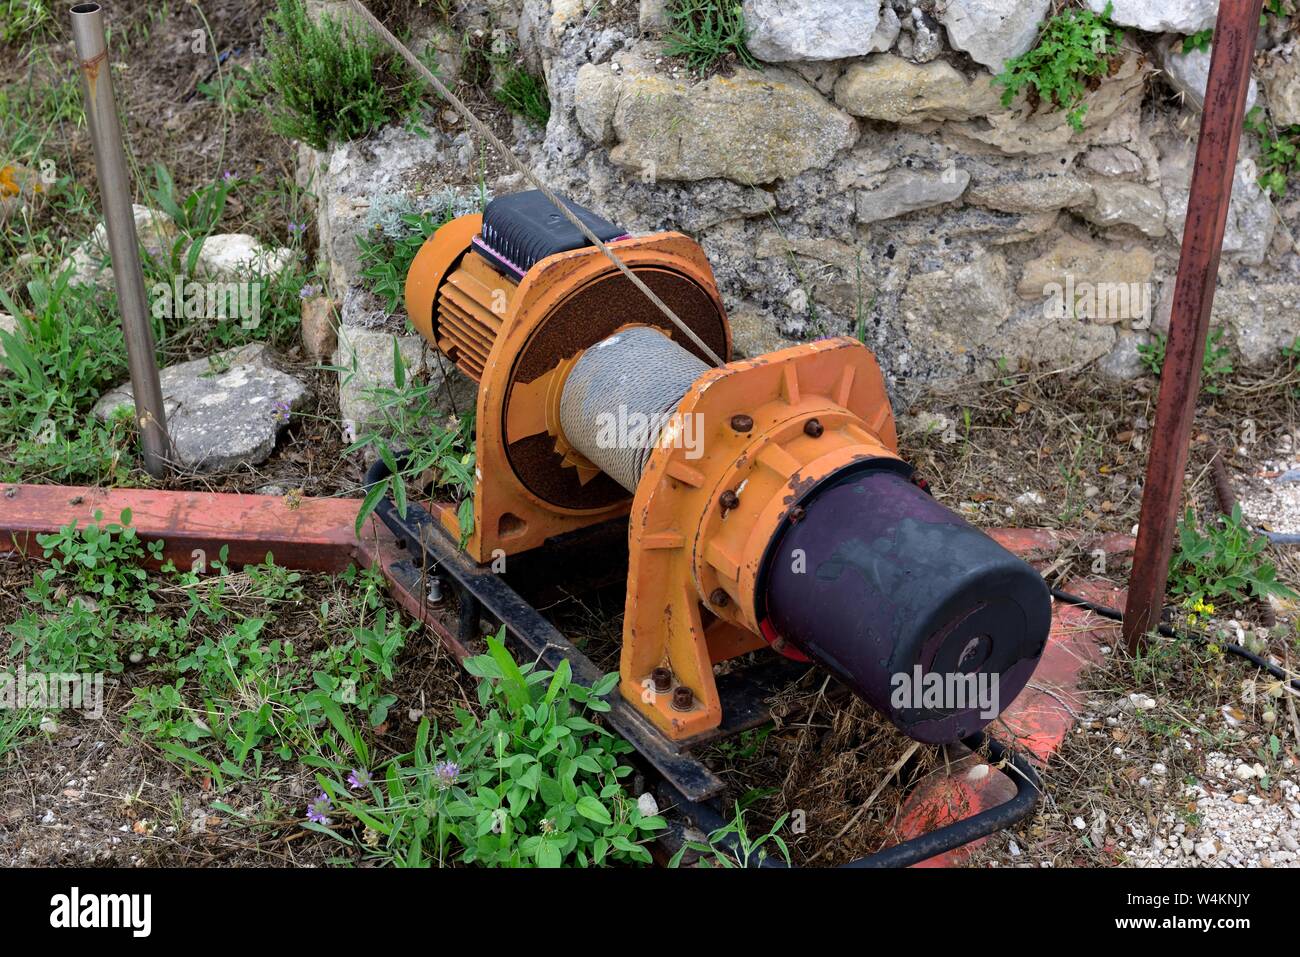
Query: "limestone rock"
967 174 1094 214
1017 234 1156 324
1081 145 1144 179
574 62 621 146
834 55 1003 124
1085 0 1218 34
944 49 1148 155
1213 271 1300 366
1162 40 1259 114
729 306 798 359
301 295 337 361
941 0 1051 73
298 124 455 296
92 343 307 471
872 7 901 53
1097 330 1150 381
855 168 970 224
742 0 880 62
1160 143 1276 266
195 234 295 281
60 205 177 288
588 60 858 184
1259 42 1300 127
638 0 669 34
903 251 1016 353
1082 181 1168 238
333 326 475 441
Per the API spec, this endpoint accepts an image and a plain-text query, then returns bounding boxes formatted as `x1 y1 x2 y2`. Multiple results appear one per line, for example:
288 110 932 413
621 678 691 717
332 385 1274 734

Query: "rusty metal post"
1123 0 1264 653
70 2 170 478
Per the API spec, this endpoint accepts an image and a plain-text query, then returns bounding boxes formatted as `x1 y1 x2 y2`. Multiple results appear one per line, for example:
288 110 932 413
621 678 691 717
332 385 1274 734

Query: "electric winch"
403 190 1051 746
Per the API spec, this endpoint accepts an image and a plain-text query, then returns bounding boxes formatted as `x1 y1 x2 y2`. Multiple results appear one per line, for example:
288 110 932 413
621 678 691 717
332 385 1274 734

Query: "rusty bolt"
709 588 730 607
730 413 754 433
789 505 806 523
719 489 740 511
804 418 824 438
651 667 673 694
671 686 695 711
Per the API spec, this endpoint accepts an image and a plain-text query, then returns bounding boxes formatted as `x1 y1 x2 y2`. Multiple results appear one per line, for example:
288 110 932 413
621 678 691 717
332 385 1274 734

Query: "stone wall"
518 0 1300 400
304 0 1300 435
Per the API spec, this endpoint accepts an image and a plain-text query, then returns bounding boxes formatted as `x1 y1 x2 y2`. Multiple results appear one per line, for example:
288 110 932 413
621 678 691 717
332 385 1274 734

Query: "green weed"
665 0 757 72
1168 504 1297 608
995 1 1124 131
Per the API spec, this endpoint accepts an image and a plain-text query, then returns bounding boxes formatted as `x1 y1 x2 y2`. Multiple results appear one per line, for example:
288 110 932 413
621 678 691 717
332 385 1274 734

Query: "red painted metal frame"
1123 0 1265 652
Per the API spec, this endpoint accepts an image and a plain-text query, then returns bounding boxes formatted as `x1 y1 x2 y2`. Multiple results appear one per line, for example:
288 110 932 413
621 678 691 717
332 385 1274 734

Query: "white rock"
855 168 970 224
1194 838 1218 860
941 0 1052 73
637 792 659 817
1152 763 1167 776
195 233 295 281
1260 42 1300 126
0 310 14 361
1162 41 1259 114
1015 491 1046 506
1086 0 1218 34
1235 764 1256 781
742 0 880 62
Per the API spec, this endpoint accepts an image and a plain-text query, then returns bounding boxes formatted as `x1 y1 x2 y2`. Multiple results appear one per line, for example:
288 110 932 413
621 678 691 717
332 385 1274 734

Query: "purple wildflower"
288 221 307 236
272 400 291 424
347 768 371 790
307 791 331 825
222 170 236 182
433 761 459 790
298 282 321 301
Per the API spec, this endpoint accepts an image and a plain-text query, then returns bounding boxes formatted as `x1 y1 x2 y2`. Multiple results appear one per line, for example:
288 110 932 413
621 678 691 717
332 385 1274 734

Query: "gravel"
1124 752 1300 868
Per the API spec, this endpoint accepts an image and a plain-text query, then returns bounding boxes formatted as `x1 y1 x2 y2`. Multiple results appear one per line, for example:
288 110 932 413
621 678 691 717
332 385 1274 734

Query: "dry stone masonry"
306 0 1300 417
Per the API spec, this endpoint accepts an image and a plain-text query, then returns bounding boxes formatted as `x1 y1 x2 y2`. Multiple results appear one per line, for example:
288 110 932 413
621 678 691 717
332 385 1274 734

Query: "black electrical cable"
1048 586 1300 693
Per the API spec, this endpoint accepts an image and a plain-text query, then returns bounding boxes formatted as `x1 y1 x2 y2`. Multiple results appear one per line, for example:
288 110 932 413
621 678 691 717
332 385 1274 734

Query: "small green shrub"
1245 105 1300 197
1182 29 1213 54
494 67 551 126
347 340 477 540
357 207 455 312
669 801 790 868
665 0 757 72
260 0 425 150
1168 504 1297 607
306 635 666 867
1136 328 1234 395
994 1 1124 132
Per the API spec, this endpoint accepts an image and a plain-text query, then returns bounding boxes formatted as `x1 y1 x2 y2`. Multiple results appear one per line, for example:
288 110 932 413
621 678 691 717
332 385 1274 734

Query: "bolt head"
671 686 695 711
804 418 824 438
651 667 673 694
719 490 740 511
730 414 754 433
709 588 730 607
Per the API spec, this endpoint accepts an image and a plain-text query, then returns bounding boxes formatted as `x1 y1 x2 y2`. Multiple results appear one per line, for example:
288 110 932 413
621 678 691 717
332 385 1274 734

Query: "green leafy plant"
197 64 260 114
1136 328 1234 395
1167 504 1298 607
260 0 425 150
307 635 665 866
0 0 53 45
494 67 551 127
1182 29 1213 54
668 801 790 867
994 1 1124 131
665 0 757 72
356 208 453 312
348 340 477 540
1245 105 1300 197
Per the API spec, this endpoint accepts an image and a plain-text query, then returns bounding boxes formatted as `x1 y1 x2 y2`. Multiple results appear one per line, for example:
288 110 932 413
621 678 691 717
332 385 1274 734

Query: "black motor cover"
477 190 625 278
762 464 1051 743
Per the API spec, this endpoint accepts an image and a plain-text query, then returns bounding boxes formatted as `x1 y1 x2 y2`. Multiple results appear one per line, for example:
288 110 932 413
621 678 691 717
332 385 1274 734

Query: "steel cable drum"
761 466 1051 743
559 326 708 493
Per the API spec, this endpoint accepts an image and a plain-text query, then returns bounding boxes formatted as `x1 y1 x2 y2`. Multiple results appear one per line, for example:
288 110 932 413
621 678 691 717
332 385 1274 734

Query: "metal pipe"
1122 0 1263 653
70 2 170 478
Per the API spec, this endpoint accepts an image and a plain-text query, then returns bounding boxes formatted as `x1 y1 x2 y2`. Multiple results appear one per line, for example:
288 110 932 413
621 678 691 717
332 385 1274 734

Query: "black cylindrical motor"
761 464 1051 743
